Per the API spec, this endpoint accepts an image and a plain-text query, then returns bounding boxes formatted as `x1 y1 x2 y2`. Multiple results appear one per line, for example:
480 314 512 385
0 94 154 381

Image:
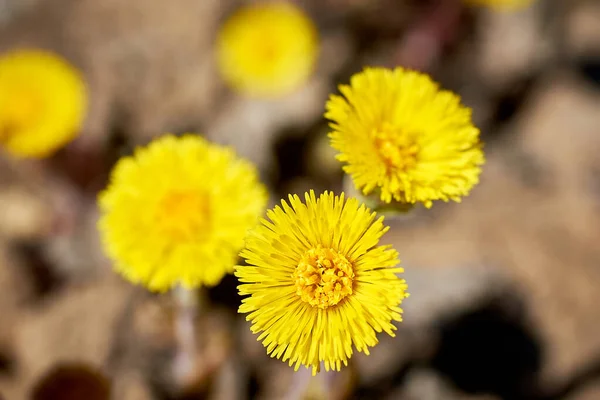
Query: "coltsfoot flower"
236 191 408 374
464 0 535 10
326 67 484 208
0 49 87 158
98 135 268 292
216 2 318 98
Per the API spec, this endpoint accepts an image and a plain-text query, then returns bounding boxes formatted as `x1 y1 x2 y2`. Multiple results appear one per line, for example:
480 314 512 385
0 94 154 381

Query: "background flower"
464 0 535 11
216 2 318 98
326 67 484 208
236 191 408 374
98 134 268 291
0 49 87 158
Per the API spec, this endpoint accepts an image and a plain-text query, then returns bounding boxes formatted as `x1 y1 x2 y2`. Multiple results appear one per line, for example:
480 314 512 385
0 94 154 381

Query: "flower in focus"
0 49 87 158
326 67 484 208
216 2 318 98
98 135 268 292
463 0 535 11
236 191 408 374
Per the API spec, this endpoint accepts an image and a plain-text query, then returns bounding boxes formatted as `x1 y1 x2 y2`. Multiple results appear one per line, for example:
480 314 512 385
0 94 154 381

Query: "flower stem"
318 367 336 399
286 364 336 400
285 368 312 400
172 285 200 388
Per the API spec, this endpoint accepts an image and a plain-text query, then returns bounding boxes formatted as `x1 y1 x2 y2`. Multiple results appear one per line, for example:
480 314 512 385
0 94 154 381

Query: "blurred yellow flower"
216 2 318 98
98 135 268 292
464 0 534 10
236 191 408 374
0 49 87 158
326 67 484 208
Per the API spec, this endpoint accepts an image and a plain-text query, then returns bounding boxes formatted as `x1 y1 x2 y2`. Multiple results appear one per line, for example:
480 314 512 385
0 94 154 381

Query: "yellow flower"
326 67 484 208
0 49 87 158
236 191 408 374
216 2 318 98
464 0 534 10
98 135 268 292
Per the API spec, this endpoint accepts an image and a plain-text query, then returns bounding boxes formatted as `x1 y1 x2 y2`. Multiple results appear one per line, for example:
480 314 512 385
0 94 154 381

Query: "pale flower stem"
286 364 336 400
318 367 336 400
173 285 200 387
285 368 313 400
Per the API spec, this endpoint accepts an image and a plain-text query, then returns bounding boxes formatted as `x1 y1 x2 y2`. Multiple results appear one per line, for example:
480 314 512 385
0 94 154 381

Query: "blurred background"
0 0 600 399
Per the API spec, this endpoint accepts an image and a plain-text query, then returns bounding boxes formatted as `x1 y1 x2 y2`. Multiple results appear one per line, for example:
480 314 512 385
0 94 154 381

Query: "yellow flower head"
216 2 318 98
98 135 268 292
326 67 484 208
236 191 408 374
464 0 534 10
0 49 87 158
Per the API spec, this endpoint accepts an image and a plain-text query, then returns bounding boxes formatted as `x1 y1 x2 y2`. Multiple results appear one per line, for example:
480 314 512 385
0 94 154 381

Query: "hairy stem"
172 285 200 387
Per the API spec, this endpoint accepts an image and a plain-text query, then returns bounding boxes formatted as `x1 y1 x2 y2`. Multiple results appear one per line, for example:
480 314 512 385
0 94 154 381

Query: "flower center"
293 245 354 309
374 123 419 171
156 191 210 241
257 38 279 63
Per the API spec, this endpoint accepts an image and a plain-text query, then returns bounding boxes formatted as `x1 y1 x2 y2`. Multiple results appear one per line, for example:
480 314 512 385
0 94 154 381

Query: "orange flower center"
257 36 279 63
155 190 210 241
293 245 354 309
374 123 419 171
